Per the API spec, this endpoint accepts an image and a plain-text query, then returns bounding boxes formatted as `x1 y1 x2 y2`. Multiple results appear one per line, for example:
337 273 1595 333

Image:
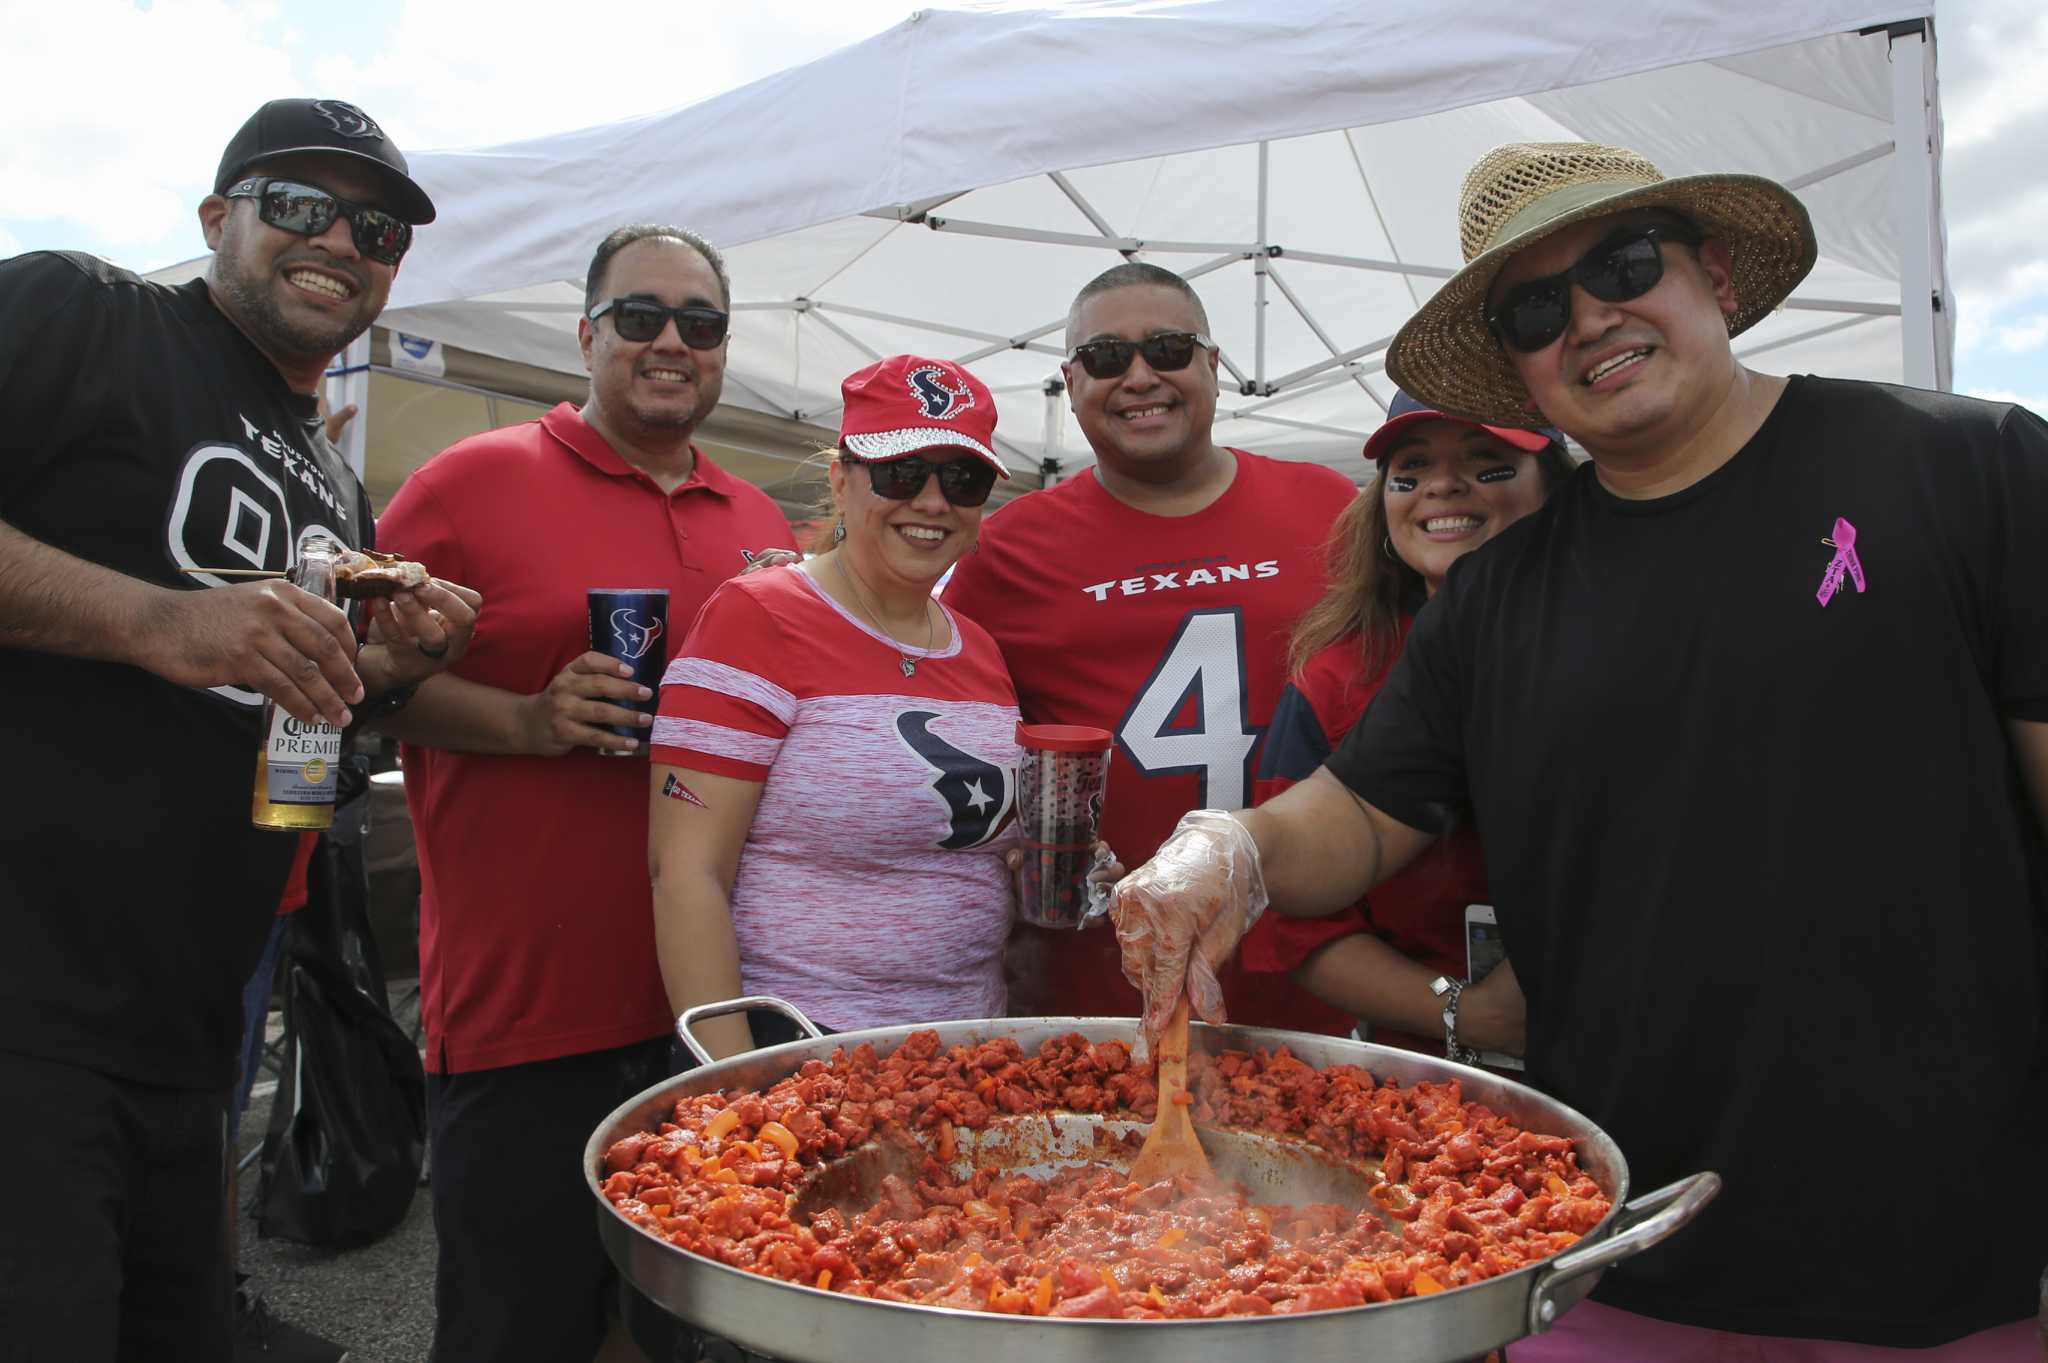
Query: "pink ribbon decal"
1816 516 1866 607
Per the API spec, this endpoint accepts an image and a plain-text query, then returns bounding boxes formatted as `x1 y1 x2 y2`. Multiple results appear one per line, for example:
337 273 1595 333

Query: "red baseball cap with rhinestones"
838 355 1012 477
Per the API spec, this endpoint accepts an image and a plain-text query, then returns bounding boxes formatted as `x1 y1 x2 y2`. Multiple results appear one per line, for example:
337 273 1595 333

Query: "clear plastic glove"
1110 810 1267 1060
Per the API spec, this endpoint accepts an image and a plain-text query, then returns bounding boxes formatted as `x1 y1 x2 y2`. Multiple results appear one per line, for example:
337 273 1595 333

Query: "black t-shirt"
0 252 375 1090
1328 376 2048 1344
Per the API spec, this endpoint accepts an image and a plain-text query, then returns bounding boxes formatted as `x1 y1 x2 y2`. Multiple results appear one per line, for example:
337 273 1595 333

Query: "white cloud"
0 0 916 268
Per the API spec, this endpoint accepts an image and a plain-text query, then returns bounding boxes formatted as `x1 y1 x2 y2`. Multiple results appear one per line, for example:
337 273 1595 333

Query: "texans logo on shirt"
311 100 385 140
895 710 1013 850
906 365 975 422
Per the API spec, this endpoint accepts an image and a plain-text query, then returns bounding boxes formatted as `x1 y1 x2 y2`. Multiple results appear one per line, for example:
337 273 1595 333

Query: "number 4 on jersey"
1117 609 1259 810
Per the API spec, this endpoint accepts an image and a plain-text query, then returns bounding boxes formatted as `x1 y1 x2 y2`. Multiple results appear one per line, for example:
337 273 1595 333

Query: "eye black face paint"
1386 476 1418 493
1476 466 1519 484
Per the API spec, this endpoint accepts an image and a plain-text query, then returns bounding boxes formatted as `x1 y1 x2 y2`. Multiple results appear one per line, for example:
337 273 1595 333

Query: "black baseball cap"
215 98 436 225
1363 387 1564 467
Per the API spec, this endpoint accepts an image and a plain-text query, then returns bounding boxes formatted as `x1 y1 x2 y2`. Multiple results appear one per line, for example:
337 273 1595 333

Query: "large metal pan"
586 997 1717 1363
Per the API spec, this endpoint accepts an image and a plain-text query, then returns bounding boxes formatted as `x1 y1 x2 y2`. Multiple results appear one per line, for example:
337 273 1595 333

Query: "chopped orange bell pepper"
758 1121 798 1160
815 1269 833 1292
1413 1272 1445 1295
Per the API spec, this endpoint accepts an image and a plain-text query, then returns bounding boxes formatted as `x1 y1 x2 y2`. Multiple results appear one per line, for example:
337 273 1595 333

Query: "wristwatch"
1429 975 1483 1067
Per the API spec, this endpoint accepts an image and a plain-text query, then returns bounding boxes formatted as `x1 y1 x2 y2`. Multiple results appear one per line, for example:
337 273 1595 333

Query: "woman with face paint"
1239 389 1573 1058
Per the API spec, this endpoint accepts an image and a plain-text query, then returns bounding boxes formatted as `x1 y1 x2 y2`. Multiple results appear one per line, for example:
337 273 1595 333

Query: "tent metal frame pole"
1048 171 1136 262
1262 259 1381 405
808 301 1067 357
1781 140 1894 192
1254 142 1270 392
1888 22 1939 389
1266 333 1397 391
1735 312 1883 362
1275 249 1455 279
1780 297 1900 316
323 334 371 481
1216 409 1365 440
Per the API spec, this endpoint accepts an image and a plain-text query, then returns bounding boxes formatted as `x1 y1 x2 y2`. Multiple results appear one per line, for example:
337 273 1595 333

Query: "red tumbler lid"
1016 723 1112 752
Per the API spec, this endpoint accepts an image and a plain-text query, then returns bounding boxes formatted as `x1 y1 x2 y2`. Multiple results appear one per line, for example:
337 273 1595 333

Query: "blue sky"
5 0 2042 413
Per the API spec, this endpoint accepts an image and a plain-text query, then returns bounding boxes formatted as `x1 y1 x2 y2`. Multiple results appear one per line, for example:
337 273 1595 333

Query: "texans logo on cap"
906 365 975 422
309 100 385 140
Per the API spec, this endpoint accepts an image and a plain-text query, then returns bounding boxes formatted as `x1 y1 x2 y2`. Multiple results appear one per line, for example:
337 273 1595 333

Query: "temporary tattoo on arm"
1476 465 1518 483
660 773 709 809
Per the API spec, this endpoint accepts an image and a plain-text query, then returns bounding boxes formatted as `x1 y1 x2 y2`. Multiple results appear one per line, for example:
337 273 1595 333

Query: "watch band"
355 680 420 725
1429 975 1483 1067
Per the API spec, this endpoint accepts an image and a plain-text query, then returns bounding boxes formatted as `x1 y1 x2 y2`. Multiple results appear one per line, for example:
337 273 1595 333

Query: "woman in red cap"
1240 389 1572 1062
647 355 1022 1059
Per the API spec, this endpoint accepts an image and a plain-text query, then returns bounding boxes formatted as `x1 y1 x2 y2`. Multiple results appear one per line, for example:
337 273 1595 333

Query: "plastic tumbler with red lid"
1015 722 1114 928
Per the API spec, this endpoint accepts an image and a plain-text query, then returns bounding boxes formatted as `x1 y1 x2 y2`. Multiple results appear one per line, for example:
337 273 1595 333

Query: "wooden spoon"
1127 996 1213 1185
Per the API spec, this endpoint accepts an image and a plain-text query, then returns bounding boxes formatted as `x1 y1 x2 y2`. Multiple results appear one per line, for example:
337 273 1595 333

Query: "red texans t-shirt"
652 567 1021 1030
944 448 1358 1033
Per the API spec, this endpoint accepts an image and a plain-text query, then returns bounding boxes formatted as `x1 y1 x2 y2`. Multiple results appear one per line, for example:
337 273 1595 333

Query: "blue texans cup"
587 588 670 757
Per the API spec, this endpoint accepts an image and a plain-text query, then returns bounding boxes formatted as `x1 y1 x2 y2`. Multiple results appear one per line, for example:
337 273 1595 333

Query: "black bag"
257 760 427 1246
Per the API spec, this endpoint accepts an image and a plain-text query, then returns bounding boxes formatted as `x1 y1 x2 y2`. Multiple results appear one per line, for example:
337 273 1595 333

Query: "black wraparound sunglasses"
588 298 731 348
859 453 999 508
1066 330 1215 381
1484 222 1703 353
225 177 413 266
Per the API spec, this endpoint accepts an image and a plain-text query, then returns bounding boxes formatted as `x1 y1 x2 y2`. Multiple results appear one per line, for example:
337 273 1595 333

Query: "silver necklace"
836 556 934 677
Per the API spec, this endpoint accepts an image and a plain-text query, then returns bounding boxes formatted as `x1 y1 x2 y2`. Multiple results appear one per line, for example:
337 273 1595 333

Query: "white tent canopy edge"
301 2 1952 488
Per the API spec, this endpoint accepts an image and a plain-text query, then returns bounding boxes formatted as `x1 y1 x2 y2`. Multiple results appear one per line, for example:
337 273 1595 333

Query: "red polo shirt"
377 403 796 1072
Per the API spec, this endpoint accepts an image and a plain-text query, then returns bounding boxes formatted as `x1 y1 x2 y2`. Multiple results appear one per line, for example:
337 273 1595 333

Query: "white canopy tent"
356 1 1952 500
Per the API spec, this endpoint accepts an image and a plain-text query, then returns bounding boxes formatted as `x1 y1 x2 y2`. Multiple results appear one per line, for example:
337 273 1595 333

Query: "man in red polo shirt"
375 224 794 1363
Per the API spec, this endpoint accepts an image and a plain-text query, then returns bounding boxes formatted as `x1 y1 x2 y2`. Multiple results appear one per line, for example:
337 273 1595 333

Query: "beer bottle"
252 534 345 831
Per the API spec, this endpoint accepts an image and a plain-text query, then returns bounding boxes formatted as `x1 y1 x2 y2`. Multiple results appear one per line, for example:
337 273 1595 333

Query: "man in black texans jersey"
0 99 479 1362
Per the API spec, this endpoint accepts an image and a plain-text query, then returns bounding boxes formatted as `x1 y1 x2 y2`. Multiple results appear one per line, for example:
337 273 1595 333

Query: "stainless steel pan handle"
676 995 826 1066
1525 1170 1721 1335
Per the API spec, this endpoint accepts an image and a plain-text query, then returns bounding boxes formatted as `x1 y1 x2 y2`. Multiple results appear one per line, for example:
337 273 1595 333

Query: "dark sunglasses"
1484 222 1703 353
588 298 730 348
1066 330 1215 381
225 177 412 267
859 453 999 508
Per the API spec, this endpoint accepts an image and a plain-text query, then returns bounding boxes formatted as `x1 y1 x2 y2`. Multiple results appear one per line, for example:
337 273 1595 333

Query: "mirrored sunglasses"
225 177 413 267
1066 330 1214 381
862 453 999 508
1484 222 1703 353
588 298 731 349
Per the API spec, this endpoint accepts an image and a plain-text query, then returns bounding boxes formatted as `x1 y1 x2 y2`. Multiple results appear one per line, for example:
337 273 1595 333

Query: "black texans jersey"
0 251 374 1089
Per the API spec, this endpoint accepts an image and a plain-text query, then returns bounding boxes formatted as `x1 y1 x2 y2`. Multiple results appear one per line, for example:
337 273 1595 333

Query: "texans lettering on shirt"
1081 557 1281 602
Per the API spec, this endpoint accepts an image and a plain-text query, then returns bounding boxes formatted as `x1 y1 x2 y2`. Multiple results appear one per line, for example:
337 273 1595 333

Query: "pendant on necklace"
900 657 917 678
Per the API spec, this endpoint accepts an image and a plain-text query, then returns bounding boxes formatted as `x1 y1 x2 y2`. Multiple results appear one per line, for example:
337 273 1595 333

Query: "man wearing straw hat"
1107 143 2047 1354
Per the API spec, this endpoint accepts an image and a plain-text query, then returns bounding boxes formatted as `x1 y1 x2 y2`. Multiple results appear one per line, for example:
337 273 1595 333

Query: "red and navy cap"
839 355 1012 478
215 98 436 225
1363 388 1562 467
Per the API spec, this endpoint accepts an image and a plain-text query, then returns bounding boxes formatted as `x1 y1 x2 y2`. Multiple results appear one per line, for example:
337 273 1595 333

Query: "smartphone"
1463 904 1524 1071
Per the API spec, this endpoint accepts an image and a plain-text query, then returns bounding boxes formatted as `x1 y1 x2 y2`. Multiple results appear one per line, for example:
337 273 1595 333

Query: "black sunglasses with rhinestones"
1066 330 1215 381
1484 222 1704 353
587 298 730 348
853 452 1000 508
225 177 413 267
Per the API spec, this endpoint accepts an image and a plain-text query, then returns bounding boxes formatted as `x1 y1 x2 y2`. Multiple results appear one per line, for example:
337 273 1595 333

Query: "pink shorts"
1508 1299 2041 1362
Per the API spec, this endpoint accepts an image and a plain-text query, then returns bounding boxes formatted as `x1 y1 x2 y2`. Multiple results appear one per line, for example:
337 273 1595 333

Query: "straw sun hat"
1385 142 1818 426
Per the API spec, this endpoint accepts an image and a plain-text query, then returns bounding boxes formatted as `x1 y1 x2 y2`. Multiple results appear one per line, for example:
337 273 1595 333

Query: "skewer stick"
178 567 290 578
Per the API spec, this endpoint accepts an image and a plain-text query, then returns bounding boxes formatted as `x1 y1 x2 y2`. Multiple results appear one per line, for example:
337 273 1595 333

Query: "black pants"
0 1051 232 1363
425 1035 673 1363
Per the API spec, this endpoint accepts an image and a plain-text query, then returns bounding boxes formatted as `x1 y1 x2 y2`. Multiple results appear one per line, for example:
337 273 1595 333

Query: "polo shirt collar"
541 402 737 498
